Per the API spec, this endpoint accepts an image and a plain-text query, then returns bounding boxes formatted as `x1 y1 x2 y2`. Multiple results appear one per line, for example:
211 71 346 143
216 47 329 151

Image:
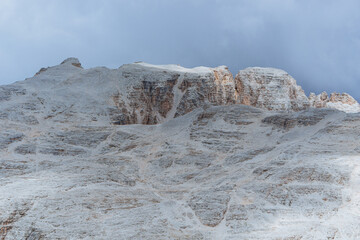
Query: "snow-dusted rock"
14 60 237 126
111 63 236 124
234 67 310 111
309 91 360 113
309 91 329 108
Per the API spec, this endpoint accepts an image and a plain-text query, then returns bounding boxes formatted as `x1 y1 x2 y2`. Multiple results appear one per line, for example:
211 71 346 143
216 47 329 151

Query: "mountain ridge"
7 57 357 126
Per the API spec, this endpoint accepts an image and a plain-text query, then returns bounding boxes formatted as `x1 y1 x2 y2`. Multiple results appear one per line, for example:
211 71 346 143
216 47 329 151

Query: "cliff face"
110 63 236 125
233 67 360 113
234 67 310 111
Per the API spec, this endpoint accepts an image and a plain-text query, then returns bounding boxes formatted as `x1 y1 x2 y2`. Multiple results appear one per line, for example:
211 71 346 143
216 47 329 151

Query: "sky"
0 0 359 99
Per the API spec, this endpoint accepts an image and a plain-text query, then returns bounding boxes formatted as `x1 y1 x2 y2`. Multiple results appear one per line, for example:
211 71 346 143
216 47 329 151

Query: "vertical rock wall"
234 67 310 111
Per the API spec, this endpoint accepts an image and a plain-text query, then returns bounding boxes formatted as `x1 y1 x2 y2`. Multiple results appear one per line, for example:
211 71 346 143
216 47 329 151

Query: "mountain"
0 58 359 239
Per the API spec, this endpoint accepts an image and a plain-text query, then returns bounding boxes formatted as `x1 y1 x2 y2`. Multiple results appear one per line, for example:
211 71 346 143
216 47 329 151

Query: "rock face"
234 67 310 111
111 63 236 124
1 58 360 239
309 91 360 113
16 59 237 126
309 91 329 108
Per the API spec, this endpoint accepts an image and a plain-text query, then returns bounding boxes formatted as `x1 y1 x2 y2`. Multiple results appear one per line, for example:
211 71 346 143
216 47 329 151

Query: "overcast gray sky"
1 0 359 99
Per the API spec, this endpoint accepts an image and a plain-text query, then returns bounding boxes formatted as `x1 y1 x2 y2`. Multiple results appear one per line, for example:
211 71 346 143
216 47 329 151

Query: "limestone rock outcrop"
309 91 360 113
308 91 329 108
111 63 236 124
234 67 310 111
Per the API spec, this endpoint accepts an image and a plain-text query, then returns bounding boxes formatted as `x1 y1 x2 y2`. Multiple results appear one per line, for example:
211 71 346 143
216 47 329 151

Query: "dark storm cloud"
1 0 359 99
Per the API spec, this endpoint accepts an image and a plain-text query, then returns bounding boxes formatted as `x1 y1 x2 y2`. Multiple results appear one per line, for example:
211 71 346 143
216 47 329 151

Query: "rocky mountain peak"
60 57 82 68
234 67 310 111
329 92 358 105
309 91 360 113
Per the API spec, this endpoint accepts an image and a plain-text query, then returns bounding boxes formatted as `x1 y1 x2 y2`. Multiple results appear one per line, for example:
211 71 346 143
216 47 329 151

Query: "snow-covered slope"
0 59 359 239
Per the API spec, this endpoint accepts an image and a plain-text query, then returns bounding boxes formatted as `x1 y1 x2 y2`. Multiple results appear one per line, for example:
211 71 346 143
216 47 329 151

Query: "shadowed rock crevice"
262 109 331 130
188 189 231 227
0 203 32 240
